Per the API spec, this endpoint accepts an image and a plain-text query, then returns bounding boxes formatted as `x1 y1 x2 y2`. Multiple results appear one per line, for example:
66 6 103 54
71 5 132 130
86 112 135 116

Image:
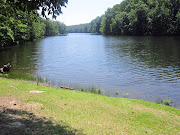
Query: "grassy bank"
0 78 180 134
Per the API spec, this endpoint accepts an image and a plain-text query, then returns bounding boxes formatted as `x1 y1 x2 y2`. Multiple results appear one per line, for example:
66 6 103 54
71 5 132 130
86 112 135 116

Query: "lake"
1 33 180 108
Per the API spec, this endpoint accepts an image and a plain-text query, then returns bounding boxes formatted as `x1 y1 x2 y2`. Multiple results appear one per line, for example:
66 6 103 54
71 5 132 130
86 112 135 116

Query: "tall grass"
0 73 37 81
0 73 45 86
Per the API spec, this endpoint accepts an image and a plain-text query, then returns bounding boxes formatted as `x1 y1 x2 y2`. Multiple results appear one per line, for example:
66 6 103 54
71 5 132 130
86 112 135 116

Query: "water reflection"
0 39 42 75
103 36 180 107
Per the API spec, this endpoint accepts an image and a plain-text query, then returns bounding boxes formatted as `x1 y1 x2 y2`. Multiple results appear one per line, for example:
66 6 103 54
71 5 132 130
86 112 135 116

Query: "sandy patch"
0 96 20 109
29 90 45 94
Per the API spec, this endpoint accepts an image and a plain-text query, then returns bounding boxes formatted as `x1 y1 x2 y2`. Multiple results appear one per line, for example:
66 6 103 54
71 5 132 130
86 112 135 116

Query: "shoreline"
0 74 177 109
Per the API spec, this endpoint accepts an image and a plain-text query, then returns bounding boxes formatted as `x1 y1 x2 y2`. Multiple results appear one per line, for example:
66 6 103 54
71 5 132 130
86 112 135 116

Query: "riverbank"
0 78 179 134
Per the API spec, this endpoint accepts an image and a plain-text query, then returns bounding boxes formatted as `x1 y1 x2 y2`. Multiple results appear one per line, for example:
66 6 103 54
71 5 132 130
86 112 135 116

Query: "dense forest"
0 0 68 46
68 0 180 36
68 24 90 33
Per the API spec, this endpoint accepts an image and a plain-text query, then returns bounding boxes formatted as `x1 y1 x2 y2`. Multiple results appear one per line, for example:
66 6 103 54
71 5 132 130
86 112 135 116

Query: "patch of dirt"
0 96 44 112
133 104 168 115
29 90 45 94
0 96 20 109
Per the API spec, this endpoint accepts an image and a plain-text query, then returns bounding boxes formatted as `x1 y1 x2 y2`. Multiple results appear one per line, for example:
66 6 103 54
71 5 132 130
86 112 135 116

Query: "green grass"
0 73 37 82
0 73 101 95
0 78 180 134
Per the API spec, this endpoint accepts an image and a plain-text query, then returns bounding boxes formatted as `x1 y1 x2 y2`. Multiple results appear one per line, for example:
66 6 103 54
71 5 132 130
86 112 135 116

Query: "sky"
56 0 123 26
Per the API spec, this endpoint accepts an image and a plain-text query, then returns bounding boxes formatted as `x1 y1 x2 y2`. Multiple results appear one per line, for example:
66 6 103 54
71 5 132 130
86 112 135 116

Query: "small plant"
36 76 43 86
0 73 9 78
96 88 102 95
123 93 129 98
115 91 119 95
80 87 84 92
155 98 163 104
164 100 172 106
89 86 97 94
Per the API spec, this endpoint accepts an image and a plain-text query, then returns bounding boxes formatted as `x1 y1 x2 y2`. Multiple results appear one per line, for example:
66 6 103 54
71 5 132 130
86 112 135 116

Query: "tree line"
0 0 68 46
68 24 90 33
68 0 180 36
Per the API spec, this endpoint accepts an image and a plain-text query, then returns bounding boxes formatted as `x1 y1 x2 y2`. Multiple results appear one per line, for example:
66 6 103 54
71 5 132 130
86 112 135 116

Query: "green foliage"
68 24 90 33
5 0 68 19
80 87 84 92
155 98 163 104
89 86 97 94
0 0 67 46
89 16 102 33
123 93 129 98
164 99 172 106
31 19 46 39
0 73 37 81
96 88 102 95
116 91 119 95
68 0 180 36
44 20 67 36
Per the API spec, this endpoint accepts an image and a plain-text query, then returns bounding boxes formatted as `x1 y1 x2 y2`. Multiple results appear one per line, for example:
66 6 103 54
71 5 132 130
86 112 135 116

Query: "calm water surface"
1 33 180 108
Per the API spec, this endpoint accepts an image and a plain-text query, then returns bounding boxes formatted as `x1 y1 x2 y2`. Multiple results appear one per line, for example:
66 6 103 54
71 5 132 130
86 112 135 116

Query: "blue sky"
57 0 123 26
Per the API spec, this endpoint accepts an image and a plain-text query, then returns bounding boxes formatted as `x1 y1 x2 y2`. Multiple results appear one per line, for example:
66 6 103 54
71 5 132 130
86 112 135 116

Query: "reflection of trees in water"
127 37 180 81
105 36 180 81
0 39 42 75
127 36 180 68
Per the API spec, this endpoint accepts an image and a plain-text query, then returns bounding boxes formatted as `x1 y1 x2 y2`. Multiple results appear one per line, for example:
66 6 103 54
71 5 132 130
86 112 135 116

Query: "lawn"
0 78 180 134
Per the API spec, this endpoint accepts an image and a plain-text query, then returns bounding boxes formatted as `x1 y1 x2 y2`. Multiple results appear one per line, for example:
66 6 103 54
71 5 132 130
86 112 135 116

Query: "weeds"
155 98 163 104
123 93 129 98
164 100 172 106
80 87 84 92
0 73 37 81
89 86 97 94
96 88 102 95
155 98 172 106
116 91 119 95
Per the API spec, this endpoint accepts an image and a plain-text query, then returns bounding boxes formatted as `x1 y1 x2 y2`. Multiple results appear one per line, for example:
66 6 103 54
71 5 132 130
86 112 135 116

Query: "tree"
89 16 102 33
100 8 114 35
68 24 90 33
6 0 68 19
0 0 67 46
111 12 130 35
148 5 170 35
59 0 180 36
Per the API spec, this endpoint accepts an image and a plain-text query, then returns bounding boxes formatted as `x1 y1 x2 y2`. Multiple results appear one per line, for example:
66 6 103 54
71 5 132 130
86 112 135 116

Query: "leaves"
0 0 67 46
89 0 180 36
